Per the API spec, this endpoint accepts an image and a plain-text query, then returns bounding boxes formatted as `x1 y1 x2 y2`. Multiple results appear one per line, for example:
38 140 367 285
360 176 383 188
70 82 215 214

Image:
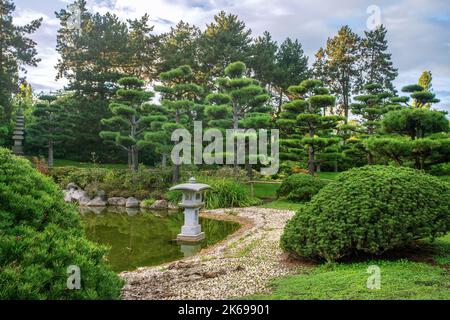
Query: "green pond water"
79 207 240 272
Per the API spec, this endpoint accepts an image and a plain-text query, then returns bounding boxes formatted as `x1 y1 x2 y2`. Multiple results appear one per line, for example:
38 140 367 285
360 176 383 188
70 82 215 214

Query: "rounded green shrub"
281 165 450 262
277 174 328 201
0 148 123 299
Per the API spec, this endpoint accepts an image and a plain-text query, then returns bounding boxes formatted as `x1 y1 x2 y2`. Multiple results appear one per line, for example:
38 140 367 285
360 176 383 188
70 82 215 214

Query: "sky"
12 0 450 112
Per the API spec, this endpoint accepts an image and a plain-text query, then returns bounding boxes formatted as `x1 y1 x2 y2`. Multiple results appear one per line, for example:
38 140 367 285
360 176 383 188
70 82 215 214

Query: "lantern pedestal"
170 177 211 244
177 232 205 242
176 206 205 242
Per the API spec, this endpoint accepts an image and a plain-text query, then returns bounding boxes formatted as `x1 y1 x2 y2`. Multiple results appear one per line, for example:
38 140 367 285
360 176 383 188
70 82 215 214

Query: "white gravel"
120 207 297 300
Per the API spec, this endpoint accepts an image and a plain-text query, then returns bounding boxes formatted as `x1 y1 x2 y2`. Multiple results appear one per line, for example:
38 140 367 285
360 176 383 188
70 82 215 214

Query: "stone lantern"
170 177 211 242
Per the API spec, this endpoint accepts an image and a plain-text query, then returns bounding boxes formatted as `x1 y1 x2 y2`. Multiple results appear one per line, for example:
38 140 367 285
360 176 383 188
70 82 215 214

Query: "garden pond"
79 207 240 272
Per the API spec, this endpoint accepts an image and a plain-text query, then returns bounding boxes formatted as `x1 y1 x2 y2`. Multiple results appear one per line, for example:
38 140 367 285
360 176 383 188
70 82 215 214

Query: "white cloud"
13 0 450 111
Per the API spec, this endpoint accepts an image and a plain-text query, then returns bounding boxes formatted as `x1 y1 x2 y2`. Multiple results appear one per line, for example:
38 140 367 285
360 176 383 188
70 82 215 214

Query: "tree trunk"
232 108 239 175
367 152 374 165
277 91 283 116
131 145 138 172
48 141 54 167
172 164 180 183
162 153 167 168
128 148 132 169
308 145 315 176
308 128 315 176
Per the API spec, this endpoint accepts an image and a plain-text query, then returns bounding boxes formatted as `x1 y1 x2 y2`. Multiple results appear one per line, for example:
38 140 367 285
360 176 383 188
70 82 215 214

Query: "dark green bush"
428 162 450 176
0 148 123 299
281 166 450 262
277 174 328 201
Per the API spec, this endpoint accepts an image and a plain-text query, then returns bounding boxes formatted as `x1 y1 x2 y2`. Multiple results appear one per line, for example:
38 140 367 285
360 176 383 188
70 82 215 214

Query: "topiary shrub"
277 174 328 201
0 148 123 299
281 165 450 262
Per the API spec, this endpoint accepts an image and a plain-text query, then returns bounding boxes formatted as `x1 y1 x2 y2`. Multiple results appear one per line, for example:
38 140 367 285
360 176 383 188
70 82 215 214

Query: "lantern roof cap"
169 177 211 192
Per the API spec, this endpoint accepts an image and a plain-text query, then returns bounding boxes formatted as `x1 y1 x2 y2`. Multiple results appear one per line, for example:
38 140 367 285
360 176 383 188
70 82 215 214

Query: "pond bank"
120 207 299 300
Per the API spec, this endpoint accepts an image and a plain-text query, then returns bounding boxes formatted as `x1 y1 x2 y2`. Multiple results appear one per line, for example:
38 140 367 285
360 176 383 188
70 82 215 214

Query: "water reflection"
79 207 239 272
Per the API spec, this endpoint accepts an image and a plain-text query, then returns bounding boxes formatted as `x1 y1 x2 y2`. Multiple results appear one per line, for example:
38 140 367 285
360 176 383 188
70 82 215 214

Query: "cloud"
13 0 450 112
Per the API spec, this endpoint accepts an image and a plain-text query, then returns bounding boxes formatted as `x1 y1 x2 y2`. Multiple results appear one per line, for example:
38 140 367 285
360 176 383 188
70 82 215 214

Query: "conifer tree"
351 83 394 164
313 26 361 123
205 61 269 173
155 65 203 182
0 0 41 127
199 11 252 87
99 77 154 172
359 25 398 93
26 96 73 167
278 79 341 176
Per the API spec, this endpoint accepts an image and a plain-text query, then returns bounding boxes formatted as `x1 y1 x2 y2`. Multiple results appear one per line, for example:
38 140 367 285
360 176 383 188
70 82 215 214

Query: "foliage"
281 166 450 262
0 148 123 299
167 177 260 209
358 25 398 93
0 0 41 121
198 11 252 86
150 65 203 182
204 61 270 174
277 174 328 201
313 26 361 123
48 166 172 200
100 76 154 172
278 79 341 175
428 163 450 176
382 108 448 139
26 96 73 167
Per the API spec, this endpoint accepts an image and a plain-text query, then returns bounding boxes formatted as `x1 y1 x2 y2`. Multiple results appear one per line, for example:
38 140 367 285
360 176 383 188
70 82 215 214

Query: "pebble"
120 207 297 300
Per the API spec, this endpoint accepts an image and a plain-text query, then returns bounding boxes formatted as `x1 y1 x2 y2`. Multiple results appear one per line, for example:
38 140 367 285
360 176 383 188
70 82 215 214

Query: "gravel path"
120 207 298 300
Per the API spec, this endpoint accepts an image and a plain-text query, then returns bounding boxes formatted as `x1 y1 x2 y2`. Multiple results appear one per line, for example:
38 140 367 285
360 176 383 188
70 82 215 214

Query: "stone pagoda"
12 110 25 155
170 177 211 242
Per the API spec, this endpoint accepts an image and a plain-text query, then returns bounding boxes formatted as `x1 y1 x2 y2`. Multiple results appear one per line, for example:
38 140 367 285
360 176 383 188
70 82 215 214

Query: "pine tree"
414 71 433 108
55 2 158 161
400 84 440 109
278 79 341 176
99 77 154 172
26 96 73 167
273 38 309 114
359 25 398 93
0 0 41 127
205 61 269 173
199 11 252 87
139 104 178 168
248 31 278 87
313 26 361 123
157 21 201 75
155 65 203 182
351 83 394 164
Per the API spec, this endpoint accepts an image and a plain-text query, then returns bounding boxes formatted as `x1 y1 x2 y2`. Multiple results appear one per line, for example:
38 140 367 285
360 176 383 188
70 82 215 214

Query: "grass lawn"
259 199 305 211
316 171 340 181
247 182 280 199
246 233 450 300
53 159 128 169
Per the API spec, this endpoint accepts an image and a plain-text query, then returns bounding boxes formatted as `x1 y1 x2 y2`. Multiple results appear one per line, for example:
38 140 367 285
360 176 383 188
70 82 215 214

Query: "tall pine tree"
0 0 41 143
313 26 361 123
359 25 398 93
